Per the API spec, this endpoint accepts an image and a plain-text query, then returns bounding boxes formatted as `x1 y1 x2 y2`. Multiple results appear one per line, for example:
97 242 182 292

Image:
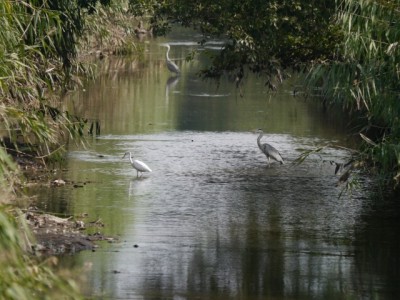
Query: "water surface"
32 29 400 299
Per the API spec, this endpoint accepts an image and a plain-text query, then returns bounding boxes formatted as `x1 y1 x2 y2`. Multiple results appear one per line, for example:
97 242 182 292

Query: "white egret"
122 152 152 177
256 129 284 166
163 44 180 75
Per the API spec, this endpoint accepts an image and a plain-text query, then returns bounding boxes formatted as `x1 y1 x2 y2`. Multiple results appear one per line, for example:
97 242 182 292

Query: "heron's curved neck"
166 47 170 60
257 132 264 148
126 152 133 162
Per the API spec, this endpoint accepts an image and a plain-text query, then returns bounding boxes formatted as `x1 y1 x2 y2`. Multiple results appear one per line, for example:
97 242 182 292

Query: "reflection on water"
37 29 400 299
57 131 364 299
165 75 180 104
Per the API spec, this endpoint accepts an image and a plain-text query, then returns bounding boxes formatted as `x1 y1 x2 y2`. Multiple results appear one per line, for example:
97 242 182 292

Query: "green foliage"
0 148 18 196
306 0 400 188
137 0 400 188
78 0 112 13
0 207 83 300
0 0 91 162
0 1 97 296
0 0 140 166
22 0 83 70
133 0 340 83
0 1 142 298
80 3 141 56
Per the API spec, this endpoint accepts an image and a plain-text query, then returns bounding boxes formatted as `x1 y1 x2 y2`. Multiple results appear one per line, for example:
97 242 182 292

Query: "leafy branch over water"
292 144 361 192
305 0 400 188
142 0 400 189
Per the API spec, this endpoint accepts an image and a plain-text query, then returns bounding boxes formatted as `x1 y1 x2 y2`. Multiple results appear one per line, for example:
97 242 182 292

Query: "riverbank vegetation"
0 0 141 168
307 0 400 189
136 0 400 189
1 0 400 297
0 0 140 298
0 206 83 299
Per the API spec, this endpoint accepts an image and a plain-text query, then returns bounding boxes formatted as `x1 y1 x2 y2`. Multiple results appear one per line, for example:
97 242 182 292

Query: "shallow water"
31 29 400 299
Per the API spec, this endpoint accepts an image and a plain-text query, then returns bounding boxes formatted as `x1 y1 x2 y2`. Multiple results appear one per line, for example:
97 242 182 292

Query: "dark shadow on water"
353 190 400 299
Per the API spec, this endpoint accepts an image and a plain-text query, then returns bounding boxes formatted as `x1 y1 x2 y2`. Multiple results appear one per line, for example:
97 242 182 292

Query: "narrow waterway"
32 29 400 299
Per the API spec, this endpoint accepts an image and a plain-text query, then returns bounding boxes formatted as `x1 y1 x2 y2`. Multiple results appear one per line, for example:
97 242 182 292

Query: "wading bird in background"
163 44 180 75
122 152 152 177
256 129 284 166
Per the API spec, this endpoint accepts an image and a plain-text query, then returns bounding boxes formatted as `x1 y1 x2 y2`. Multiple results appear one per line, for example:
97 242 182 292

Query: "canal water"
33 29 400 299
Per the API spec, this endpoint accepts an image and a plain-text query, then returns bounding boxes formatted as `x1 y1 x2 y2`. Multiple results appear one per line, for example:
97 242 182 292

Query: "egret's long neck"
128 152 134 163
166 47 170 61
257 132 263 149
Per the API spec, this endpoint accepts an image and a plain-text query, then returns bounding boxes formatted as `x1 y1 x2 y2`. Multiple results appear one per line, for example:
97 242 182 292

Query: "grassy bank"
0 1 142 298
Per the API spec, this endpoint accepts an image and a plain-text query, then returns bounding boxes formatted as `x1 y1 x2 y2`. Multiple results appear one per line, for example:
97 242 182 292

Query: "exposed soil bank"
10 148 117 256
25 210 117 256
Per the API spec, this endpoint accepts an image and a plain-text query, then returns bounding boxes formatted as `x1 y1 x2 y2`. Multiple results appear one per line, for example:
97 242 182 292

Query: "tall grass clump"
0 146 83 299
79 1 141 57
0 1 92 298
0 0 88 162
0 1 144 298
0 208 83 299
305 0 400 188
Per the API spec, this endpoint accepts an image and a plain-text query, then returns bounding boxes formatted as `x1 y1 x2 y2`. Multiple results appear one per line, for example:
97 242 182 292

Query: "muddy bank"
25 210 117 256
5 145 116 256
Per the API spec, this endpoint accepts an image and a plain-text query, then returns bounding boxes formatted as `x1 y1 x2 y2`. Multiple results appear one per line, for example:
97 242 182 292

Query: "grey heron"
256 129 284 165
122 152 152 177
163 44 180 75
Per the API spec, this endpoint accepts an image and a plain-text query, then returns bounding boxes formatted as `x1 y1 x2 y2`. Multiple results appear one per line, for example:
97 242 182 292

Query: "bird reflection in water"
165 75 180 103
